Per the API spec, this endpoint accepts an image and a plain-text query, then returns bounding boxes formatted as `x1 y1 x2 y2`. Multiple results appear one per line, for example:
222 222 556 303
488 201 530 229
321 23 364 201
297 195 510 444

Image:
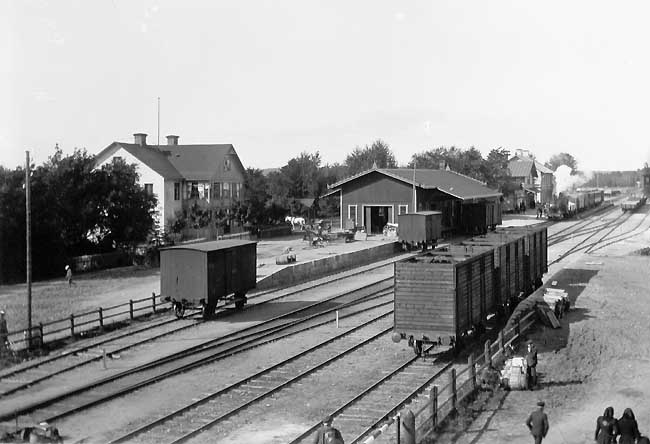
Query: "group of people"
594 407 649 444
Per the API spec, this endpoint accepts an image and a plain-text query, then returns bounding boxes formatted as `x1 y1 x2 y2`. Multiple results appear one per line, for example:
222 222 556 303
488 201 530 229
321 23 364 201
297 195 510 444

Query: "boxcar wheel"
234 293 247 309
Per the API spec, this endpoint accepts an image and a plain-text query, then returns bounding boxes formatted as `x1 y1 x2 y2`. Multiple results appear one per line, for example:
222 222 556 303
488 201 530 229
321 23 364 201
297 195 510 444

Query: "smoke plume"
554 165 593 194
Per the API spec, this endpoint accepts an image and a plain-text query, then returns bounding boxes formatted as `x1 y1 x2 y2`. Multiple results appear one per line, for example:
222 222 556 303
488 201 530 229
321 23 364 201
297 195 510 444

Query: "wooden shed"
398 211 442 248
160 239 257 314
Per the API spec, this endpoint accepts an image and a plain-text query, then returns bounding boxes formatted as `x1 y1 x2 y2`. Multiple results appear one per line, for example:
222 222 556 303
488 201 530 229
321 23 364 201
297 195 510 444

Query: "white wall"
96 148 166 231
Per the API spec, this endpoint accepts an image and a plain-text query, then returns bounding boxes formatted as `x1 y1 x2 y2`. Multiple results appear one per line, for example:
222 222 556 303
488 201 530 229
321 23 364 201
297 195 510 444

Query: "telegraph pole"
25 151 32 348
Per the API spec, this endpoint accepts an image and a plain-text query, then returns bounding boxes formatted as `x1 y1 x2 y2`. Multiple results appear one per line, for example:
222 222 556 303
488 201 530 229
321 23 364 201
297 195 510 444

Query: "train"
160 239 257 318
621 195 647 212
392 225 547 354
546 189 604 220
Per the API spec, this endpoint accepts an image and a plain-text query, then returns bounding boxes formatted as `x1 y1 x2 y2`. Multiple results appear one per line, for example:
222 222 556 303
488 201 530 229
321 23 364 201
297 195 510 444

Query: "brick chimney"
166 135 179 146
133 133 147 146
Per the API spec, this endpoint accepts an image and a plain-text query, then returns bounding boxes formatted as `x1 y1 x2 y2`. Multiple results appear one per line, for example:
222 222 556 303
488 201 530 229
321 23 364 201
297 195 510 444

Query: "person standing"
525 341 538 390
616 408 640 444
595 406 618 444
65 265 73 287
0 310 8 350
525 400 549 444
312 415 344 444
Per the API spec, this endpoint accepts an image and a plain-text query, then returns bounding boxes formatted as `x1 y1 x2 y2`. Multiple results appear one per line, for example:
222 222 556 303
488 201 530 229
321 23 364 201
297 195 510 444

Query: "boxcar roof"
161 239 256 252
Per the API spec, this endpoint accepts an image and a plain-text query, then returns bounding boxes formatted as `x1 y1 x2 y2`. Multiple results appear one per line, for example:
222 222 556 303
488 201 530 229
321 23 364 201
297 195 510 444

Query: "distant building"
324 167 501 234
508 149 556 206
94 133 246 235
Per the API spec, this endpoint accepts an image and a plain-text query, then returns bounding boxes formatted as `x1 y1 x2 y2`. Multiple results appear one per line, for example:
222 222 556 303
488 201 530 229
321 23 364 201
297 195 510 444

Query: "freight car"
160 240 257 318
392 226 547 354
398 211 442 251
460 200 502 234
547 189 604 220
621 195 647 212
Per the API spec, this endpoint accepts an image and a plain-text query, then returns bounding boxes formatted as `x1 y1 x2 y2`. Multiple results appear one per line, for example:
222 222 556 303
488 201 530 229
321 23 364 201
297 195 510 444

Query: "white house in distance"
94 133 246 233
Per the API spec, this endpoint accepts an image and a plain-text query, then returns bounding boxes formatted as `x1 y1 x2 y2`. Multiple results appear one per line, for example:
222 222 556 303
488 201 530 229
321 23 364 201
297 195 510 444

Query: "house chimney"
133 133 147 146
166 135 179 146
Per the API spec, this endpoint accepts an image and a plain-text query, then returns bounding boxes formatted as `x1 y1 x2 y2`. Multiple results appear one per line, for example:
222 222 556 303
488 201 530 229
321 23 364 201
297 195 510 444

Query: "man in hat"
65 265 73 287
526 400 549 443
0 310 8 351
312 415 344 444
525 340 538 390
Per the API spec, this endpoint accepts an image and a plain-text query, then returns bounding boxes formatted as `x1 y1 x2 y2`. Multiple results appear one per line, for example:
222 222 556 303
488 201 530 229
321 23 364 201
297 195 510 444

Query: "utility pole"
157 97 160 149
25 151 32 348
412 162 417 212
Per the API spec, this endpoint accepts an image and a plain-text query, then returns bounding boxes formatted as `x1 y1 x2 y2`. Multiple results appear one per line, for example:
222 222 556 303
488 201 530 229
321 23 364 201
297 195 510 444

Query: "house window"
224 158 232 171
223 182 231 199
174 183 180 201
348 205 357 225
144 183 153 195
232 183 242 200
113 156 123 163
213 182 222 199
398 204 408 215
186 182 199 199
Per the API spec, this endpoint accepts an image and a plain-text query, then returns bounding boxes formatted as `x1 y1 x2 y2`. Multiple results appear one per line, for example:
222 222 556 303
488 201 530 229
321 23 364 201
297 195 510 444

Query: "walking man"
526 400 549 443
312 415 344 444
0 310 8 351
525 340 538 390
65 265 73 287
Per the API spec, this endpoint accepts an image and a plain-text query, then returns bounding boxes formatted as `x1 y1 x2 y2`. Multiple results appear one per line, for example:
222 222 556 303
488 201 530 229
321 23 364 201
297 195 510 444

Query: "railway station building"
323 167 501 235
94 133 247 236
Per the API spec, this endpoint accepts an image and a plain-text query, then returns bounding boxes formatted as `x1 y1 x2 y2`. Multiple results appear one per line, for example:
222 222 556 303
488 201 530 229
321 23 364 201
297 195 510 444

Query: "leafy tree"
0 166 27 283
345 140 397 175
545 153 579 175
240 168 270 225
409 146 487 183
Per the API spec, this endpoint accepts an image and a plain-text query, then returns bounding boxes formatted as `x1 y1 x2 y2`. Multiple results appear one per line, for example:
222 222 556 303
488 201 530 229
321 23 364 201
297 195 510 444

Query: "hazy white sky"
3 1 650 171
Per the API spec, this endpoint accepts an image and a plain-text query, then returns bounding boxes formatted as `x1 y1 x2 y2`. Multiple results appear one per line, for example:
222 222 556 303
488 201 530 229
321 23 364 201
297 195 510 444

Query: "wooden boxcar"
460 201 502 234
393 247 495 353
160 240 257 316
398 211 442 250
393 226 547 354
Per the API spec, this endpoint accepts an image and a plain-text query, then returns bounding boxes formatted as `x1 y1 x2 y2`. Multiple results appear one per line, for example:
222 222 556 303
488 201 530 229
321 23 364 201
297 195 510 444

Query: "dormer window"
224 158 232 171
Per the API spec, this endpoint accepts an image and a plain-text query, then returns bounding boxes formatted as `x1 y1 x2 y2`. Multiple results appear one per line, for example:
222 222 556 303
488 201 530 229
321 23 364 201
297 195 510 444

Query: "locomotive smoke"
554 165 592 194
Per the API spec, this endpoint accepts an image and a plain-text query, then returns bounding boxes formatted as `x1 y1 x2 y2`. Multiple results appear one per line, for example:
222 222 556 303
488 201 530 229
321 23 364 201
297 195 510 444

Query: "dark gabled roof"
534 160 554 174
94 142 183 179
326 168 501 200
508 159 538 178
94 142 244 181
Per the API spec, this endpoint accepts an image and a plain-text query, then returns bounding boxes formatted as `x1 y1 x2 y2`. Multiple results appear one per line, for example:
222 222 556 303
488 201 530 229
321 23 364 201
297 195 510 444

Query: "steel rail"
107 308 395 444
21 286 394 424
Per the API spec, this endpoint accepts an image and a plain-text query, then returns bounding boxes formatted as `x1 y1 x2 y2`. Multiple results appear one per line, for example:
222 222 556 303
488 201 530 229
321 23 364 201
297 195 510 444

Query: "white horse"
285 216 306 230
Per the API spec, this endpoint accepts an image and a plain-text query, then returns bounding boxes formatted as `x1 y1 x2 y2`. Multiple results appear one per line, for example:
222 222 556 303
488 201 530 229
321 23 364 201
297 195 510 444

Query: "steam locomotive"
546 189 604 220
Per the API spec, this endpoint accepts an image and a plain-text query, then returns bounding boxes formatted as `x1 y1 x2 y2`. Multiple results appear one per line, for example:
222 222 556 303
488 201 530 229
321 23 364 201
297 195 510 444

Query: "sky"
3 0 650 172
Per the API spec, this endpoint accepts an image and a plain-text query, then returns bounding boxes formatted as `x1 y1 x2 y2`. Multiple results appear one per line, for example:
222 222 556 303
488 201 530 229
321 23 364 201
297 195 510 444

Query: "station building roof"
325 167 501 201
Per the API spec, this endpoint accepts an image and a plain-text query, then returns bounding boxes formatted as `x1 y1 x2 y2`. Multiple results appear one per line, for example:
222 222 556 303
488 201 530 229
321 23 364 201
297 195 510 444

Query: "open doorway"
363 205 393 234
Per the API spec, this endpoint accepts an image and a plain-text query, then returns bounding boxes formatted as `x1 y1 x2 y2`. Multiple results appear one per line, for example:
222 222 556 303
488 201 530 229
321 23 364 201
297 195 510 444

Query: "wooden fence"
3 292 170 351
369 311 537 444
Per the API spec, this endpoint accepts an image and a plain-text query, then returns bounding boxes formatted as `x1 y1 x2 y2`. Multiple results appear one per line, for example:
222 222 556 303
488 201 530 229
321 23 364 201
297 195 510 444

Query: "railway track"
0 255 411 399
107 305 397 444
0 280 395 425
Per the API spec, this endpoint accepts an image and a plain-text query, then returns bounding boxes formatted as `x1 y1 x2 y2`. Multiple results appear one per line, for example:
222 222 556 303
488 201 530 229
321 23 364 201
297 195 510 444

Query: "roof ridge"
445 169 487 186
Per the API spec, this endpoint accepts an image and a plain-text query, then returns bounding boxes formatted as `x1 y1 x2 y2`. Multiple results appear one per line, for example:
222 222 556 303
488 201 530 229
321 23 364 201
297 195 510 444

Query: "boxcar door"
224 250 233 296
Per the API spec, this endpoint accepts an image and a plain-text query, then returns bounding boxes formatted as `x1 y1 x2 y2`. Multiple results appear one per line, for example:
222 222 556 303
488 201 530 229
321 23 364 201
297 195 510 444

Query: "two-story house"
510 149 555 205
94 133 246 236
508 156 538 210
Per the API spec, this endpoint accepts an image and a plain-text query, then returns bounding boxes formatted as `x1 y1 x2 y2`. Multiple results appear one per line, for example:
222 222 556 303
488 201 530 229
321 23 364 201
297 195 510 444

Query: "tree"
345 140 397 175
409 146 487 183
545 153 579 175
240 168 270 225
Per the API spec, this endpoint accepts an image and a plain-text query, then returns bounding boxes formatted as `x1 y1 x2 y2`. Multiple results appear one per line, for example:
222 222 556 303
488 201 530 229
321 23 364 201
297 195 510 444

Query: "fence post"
396 411 401 444
484 340 491 367
400 409 415 444
129 299 134 320
38 323 44 347
498 330 505 353
468 353 476 392
98 307 104 329
70 313 75 337
450 368 457 415
152 292 156 313
431 385 438 430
